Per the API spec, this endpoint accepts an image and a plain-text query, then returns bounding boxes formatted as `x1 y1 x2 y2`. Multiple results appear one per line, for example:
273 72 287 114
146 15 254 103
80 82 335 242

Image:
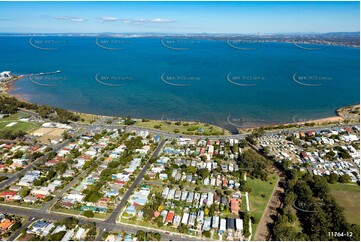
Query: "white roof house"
197 210 204 223
74 227 86 240
181 213 189 225
202 216 212 231
167 189 175 200
207 192 214 206
212 216 219 229
162 187 169 198
236 219 243 231
61 229 75 241
42 223 55 237
219 219 227 234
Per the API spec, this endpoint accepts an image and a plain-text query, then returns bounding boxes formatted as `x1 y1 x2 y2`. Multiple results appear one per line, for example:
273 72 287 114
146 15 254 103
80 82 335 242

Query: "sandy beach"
1 75 24 93
238 115 351 133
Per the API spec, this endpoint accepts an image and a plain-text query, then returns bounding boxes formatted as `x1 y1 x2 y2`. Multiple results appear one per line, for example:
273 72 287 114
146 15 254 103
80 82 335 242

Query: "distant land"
0 32 358 47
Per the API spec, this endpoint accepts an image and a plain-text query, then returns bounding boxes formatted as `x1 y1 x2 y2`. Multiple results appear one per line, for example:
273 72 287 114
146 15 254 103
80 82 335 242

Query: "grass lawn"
329 183 360 225
94 213 110 219
51 207 82 215
247 174 279 235
76 112 99 124
0 112 22 121
0 200 42 209
76 112 230 136
0 112 40 133
0 121 40 132
134 120 230 136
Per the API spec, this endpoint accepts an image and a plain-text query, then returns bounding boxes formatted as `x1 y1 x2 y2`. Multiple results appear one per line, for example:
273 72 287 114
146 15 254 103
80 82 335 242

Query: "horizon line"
0 31 360 35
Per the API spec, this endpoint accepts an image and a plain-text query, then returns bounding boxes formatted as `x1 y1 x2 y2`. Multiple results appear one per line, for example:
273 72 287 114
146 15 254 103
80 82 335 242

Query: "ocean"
0 36 359 132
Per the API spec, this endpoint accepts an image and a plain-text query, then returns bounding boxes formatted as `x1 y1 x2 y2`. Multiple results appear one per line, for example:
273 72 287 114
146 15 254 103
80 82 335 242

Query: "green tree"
10 221 22 231
339 174 351 183
327 173 339 184
186 166 197 174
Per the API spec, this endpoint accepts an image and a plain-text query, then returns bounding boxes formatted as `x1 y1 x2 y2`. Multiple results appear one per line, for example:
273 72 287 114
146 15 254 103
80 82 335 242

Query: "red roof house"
0 191 17 200
229 197 241 214
166 211 175 223
35 194 46 199
154 211 160 218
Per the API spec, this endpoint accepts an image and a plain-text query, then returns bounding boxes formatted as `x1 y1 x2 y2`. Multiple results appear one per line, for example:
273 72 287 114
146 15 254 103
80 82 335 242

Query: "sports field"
0 113 40 133
329 183 360 225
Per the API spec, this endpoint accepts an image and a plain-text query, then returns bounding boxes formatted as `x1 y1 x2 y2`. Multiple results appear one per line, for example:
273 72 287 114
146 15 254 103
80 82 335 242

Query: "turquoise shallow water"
0 36 359 132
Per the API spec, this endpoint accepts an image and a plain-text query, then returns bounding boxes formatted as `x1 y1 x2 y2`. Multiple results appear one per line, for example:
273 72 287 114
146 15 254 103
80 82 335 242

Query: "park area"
0 112 40 133
135 119 229 136
329 183 360 225
247 174 279 237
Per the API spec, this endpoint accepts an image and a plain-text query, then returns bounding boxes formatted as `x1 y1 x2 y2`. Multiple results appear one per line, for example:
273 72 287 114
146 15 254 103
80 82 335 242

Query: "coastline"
0 75 30 103
1 76 359 135
238 105 359 134
1 76 23 93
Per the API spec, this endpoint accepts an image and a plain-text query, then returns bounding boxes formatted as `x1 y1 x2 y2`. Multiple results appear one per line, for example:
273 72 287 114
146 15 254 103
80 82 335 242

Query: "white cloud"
55 16 87 22
100 17 175 24
100 17 119 22
150 18 175 23
71 18 87 22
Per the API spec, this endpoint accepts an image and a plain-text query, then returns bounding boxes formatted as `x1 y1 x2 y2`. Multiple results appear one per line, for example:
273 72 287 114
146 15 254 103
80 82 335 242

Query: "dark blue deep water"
0 36 359 132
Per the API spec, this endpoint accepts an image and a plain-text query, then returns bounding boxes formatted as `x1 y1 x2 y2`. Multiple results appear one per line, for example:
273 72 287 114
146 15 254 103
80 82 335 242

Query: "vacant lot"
32 127 67 143
247 174 279 235
329 183 360 225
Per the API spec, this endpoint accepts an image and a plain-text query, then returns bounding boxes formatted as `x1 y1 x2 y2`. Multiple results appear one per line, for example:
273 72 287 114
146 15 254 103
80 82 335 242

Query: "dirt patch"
32 127 66 144
253 169 285 241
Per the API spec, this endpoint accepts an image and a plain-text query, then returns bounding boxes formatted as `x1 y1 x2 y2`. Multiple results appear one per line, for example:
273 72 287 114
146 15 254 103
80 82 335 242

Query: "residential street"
0 203 190 241
106 139 167 224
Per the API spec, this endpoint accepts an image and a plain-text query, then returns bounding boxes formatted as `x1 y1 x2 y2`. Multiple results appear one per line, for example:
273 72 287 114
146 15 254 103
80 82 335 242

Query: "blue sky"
0 1 359 33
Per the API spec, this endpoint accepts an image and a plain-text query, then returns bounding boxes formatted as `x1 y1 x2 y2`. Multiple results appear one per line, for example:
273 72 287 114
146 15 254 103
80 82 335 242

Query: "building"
212 216 219 229
181 213 189 225
226 218 235 230
219 219 226 234
0 71 11 82
235 219 243 231
0 191 17 201
229 196 241 214
166 211 175 223
0 219 14 231
202 216 212 231
61 229 75 241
